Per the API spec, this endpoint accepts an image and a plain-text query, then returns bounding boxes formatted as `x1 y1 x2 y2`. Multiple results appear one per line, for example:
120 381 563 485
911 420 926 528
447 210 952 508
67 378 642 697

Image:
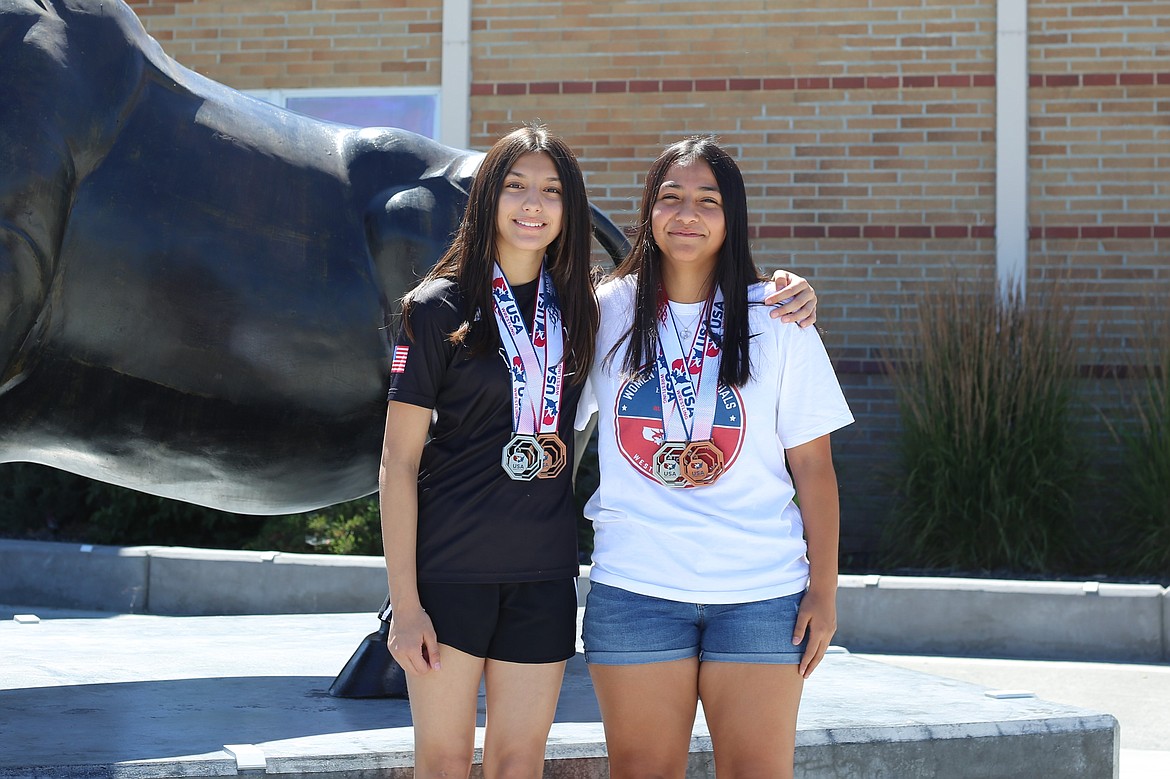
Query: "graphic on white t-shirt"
613 368 745 487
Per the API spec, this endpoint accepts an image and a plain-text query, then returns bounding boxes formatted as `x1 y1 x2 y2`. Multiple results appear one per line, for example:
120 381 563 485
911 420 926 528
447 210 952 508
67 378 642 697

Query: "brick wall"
466 0 1005 557
121 0 1169 562
125 0 442 89
1029 0 1170 356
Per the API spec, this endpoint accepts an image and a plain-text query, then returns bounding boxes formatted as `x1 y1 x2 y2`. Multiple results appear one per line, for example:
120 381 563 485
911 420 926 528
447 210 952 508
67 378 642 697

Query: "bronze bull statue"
0 0 626 517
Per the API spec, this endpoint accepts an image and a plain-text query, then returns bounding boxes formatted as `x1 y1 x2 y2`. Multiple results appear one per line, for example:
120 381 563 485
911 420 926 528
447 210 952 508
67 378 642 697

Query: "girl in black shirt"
380 125 597 779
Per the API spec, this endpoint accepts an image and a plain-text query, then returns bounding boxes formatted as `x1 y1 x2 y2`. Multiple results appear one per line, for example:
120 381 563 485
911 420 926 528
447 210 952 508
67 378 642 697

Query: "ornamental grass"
1111 304 1170 577
880 279 1084 573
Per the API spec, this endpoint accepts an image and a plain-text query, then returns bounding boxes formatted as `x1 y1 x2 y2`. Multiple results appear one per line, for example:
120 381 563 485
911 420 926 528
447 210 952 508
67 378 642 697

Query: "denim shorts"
582 581 806 665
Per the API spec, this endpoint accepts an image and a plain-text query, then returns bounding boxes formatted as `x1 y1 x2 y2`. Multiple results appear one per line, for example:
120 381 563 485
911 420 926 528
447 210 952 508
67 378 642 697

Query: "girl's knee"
482 746 547 779
606 754 689 779
414 749 474 779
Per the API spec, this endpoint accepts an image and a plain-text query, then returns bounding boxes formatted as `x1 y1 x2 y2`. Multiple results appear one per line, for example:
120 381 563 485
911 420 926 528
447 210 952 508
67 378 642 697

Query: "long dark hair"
608 136 761 388
402 125 597 380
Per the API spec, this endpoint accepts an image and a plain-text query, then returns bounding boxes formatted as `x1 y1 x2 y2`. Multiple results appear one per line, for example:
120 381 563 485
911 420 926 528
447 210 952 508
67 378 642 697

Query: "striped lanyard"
490 262 564 436
654 285 723 444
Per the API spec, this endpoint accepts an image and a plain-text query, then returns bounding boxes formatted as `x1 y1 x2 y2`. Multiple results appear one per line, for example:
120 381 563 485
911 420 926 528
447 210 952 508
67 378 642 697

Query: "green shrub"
0 462 360 553
83 482 257 549
247 498 383 556
880 280 1085 573
0 462 259 549
0 463 91 540
1111 307 1170 576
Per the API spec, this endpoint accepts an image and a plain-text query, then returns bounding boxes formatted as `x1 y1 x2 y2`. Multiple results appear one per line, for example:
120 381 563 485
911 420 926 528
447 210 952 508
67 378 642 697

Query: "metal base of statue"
329 596 408 699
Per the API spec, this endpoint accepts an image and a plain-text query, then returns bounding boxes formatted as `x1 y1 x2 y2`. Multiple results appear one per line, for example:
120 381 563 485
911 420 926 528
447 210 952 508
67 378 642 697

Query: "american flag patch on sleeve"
391 345 409 373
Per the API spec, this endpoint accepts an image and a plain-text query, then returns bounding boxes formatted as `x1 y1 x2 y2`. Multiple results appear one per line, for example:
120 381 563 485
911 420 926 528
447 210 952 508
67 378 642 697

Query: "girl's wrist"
807 573 839 591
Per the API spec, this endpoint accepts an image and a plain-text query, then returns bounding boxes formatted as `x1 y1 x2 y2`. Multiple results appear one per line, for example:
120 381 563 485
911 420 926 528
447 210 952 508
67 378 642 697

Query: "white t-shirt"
575 275 854 603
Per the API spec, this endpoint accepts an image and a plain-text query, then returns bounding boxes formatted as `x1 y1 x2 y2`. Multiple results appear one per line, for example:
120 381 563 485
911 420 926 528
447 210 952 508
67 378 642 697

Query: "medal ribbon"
654 286 724 443
491 263 564 435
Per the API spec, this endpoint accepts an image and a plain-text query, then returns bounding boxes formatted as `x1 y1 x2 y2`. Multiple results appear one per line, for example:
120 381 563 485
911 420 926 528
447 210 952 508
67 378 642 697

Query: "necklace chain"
670 303 704 337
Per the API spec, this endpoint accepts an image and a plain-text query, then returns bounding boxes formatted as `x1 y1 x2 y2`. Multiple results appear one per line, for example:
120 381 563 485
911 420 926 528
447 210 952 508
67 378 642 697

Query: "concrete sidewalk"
4 539 1165 777
0 606 1120 779
859 654 1170 779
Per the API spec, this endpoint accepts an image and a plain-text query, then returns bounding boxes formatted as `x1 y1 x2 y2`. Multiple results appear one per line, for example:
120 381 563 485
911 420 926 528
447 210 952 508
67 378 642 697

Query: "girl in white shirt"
578 136 853 779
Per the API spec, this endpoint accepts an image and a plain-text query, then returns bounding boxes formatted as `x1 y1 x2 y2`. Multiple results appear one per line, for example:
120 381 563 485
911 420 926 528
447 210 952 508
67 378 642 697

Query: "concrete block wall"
0 540 387 616
836 574 1167 662
146 547 389 615
3 540 1167 663
0 539 154 613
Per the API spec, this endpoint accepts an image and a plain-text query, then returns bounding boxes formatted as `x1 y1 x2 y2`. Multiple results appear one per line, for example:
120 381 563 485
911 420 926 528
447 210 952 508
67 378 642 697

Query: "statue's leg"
0 130 70 393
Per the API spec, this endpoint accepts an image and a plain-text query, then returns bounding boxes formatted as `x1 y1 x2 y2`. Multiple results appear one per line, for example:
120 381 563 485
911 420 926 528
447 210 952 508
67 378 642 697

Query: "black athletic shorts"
416 578 578 664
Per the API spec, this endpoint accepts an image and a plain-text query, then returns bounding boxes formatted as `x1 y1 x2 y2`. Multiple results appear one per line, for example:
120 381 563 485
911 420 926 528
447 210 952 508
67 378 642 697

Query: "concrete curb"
0 539 156 613
835 574 1167 663
2 539 1167 662
145 546 388 615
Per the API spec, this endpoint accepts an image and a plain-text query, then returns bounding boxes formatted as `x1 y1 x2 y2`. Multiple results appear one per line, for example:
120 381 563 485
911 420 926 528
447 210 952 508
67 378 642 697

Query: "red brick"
937 75 970 88
730 78 762 91
1120 73 1155 85
1083 73 1117 86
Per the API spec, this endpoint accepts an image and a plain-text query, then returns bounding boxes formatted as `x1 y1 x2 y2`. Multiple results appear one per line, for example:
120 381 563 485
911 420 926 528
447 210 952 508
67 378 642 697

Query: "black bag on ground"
328 597 408 699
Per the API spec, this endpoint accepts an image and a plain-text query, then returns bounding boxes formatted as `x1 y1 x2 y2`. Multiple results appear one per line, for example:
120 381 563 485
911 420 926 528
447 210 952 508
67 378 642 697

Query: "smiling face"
650 159 727 298
494 151 564 280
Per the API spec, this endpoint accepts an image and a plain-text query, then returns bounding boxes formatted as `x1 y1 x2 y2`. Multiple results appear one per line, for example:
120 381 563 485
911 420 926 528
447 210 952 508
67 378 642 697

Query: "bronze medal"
680 440 725 487
502 434 543 481
652 441 689 488
536 432 567 479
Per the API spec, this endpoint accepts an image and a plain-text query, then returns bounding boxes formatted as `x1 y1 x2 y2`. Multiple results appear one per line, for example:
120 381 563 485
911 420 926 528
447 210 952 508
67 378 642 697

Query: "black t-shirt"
388 277 582 583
